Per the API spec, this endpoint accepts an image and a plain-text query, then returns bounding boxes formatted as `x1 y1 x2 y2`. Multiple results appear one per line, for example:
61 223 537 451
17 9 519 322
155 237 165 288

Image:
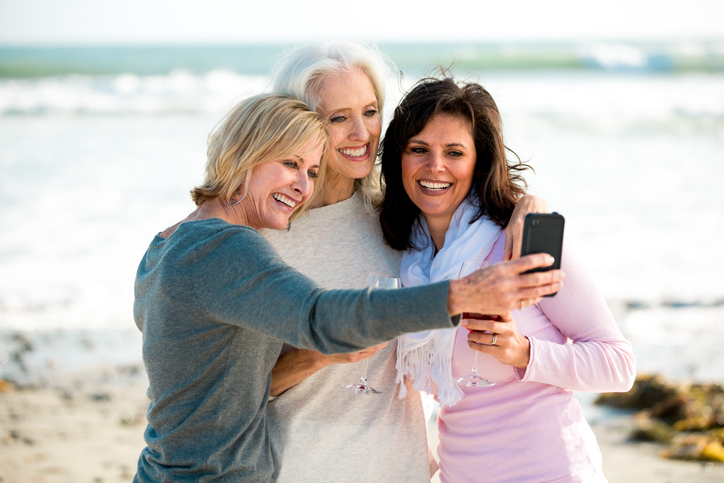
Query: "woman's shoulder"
169 219 277 260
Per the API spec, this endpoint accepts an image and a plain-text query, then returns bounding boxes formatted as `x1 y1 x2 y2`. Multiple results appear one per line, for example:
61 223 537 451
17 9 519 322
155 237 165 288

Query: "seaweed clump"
596 374 724 462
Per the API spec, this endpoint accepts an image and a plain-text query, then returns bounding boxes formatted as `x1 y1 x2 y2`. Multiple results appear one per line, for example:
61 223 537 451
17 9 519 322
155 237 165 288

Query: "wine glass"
342 272 401 395
457 260 495 388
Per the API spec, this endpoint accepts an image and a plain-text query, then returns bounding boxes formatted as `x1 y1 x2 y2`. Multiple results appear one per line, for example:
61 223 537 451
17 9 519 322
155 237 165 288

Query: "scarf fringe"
396 340 465 409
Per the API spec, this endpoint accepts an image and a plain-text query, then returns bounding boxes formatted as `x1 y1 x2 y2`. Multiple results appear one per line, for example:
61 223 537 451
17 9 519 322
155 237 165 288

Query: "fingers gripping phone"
521 213 565 296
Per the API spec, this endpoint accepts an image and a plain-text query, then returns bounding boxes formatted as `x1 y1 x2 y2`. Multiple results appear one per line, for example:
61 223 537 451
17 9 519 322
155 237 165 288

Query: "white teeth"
419 180 451 190
273 193 296 208
338 145 368 157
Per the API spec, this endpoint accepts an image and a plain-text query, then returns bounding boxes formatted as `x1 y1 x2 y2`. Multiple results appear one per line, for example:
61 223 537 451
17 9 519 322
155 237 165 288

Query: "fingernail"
461 319 469 326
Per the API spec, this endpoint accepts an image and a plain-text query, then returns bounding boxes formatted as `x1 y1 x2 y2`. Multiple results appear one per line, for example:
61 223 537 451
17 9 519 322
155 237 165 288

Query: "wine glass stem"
472 351 479 374
361 359 370 381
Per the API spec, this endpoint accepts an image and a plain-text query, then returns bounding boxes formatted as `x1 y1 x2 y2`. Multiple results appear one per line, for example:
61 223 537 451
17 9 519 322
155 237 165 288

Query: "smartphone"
520 213 565 295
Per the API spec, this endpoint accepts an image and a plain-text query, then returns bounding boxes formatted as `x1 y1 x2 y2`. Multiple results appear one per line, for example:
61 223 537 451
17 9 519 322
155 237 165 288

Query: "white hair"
270 40 396 209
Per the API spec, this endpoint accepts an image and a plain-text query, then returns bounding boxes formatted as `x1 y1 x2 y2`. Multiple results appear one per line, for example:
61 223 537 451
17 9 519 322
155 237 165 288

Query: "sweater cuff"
514 336 534 381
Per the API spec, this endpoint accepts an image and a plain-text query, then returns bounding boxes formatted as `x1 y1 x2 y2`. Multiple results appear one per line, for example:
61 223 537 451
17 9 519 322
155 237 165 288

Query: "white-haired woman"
262 41 550 482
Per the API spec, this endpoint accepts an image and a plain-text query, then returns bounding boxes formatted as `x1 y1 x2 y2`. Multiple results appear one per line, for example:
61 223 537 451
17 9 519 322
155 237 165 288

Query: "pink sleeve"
515 243 636 393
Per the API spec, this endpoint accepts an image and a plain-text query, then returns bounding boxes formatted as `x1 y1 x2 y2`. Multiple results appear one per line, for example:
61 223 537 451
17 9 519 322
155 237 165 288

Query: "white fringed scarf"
396 195 502 408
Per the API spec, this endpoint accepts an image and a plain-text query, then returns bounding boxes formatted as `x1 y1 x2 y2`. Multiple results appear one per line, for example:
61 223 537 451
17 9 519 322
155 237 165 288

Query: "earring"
228 183 248 206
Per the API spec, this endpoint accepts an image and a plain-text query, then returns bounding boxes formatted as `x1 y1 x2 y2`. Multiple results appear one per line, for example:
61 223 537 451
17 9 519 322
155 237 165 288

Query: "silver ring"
491 334 497 345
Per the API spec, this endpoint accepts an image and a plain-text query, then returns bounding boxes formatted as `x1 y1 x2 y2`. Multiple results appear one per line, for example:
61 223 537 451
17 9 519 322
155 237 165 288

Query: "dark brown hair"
379 76 530 251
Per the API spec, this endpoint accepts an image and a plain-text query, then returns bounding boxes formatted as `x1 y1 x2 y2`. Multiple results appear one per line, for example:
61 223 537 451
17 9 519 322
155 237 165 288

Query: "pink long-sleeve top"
435 235 636 483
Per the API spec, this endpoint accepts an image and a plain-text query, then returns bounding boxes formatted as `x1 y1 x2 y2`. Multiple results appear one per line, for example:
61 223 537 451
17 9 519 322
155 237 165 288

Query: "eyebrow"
407 139 468 148
322 99 378 112
292 154 321 169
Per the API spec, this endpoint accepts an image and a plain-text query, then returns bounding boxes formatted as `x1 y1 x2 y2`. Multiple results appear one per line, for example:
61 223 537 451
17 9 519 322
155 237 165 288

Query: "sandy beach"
1 367 723 483
0 369 148 483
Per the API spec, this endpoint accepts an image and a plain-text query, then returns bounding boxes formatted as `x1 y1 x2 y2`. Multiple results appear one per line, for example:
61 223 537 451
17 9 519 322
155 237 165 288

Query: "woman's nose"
426 151 445 172
348 116 367 141
292 170 312 197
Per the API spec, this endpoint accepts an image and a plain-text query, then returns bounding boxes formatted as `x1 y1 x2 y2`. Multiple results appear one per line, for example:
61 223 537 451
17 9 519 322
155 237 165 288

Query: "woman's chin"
330 157 375 180
268 219 290 231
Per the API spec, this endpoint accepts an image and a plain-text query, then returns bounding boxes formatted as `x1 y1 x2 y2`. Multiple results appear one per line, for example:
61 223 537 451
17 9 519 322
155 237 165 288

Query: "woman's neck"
312 170 356 208
423 214 452 252
160 199 240 238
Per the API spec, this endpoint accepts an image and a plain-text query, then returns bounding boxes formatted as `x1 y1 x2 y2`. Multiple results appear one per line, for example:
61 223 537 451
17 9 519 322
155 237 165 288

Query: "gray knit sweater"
133 218 456 482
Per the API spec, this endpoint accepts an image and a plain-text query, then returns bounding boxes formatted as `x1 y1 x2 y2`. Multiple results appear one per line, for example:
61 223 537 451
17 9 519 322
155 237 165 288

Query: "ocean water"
0 42 723 385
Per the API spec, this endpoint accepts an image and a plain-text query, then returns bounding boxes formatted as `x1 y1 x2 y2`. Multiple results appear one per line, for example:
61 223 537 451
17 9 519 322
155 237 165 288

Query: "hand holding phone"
521 213 565 296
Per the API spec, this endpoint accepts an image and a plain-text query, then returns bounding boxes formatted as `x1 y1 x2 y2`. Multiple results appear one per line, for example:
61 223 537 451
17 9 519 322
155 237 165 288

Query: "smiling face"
241 139 324 231
401 113 477 234
315 67 381 191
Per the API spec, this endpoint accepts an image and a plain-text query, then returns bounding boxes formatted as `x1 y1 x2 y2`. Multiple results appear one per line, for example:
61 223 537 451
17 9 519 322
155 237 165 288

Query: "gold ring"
520 300 524 310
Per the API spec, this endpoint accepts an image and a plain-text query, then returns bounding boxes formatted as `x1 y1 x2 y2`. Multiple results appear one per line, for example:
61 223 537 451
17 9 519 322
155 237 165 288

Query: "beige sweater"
263 192 433 483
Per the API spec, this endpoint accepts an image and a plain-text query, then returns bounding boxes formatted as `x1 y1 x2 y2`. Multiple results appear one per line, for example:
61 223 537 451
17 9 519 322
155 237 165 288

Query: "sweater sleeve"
191 225 458 354
515 243 636 393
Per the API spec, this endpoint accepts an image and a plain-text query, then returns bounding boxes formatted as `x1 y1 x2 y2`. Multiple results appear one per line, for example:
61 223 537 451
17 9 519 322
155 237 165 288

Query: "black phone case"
521 213 565 295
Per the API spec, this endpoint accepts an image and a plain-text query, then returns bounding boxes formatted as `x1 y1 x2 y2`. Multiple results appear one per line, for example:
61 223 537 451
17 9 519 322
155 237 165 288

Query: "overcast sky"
1 0 723 45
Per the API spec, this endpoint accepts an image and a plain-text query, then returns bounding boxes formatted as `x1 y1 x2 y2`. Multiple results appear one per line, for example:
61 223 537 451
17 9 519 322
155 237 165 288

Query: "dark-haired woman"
380 77 636 483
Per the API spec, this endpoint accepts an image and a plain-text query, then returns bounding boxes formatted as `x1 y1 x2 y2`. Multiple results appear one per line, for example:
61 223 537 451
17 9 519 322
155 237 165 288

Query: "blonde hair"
270 40 395 209
191 93 328 221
